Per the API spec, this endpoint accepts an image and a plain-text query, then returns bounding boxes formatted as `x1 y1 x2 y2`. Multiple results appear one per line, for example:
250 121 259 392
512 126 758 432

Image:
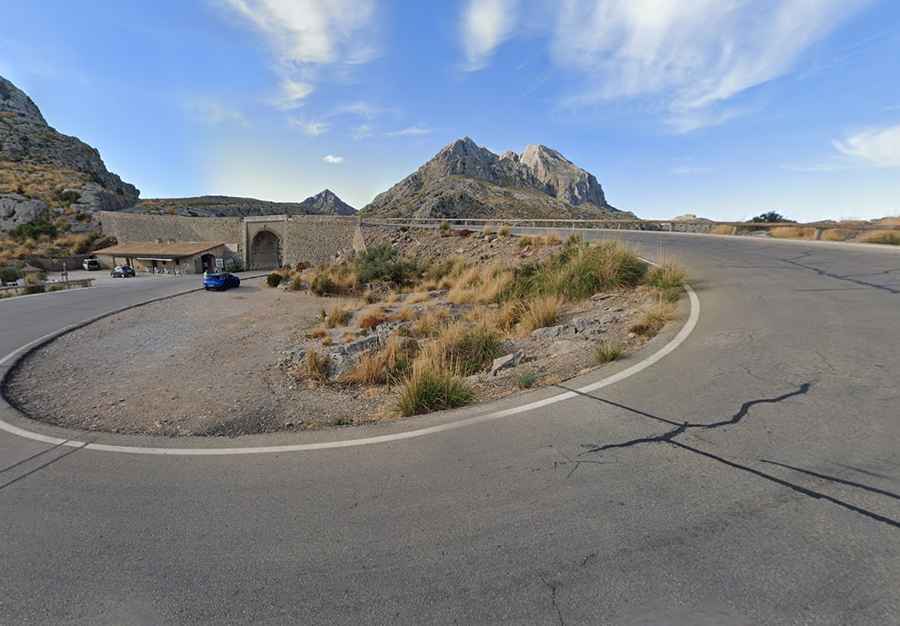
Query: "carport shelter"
94 241 228 274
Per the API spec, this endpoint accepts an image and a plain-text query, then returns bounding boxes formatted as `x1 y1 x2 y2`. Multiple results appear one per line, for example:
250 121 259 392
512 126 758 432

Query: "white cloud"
220 0 378 106
289 117 329 136
334 101 382 119
552 0 869 131
183 99 248 126
834 124 900 168
670 165 711 176
323 154 344 164
385 126 432 137
352 124 373 140
460 0 518 71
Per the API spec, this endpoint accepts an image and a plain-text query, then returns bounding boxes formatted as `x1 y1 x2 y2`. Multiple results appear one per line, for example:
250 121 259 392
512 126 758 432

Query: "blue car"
202 272 240 291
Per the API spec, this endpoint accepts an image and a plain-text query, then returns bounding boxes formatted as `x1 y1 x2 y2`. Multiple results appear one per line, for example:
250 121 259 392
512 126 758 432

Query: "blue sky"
2 0 898 220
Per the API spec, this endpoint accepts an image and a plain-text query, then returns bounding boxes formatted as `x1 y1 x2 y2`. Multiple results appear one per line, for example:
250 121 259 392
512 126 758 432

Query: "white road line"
0 268 700 456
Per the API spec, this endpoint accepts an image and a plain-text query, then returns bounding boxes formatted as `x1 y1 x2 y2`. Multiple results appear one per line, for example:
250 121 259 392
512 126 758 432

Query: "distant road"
1 233 898 624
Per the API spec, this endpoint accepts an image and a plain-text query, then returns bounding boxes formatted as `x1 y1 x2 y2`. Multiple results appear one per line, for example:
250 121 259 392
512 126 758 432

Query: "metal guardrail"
359 217 900 237
0 278 95 298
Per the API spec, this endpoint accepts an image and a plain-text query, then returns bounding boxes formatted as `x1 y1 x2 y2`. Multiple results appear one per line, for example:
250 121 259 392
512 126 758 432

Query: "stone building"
94 241 232 274
97 212 364 272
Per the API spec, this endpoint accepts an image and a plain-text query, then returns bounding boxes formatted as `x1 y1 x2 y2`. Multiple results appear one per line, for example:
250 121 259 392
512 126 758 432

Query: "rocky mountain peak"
362 136 630 220
520 142 606 207
0 76 46 125
1 74 140 231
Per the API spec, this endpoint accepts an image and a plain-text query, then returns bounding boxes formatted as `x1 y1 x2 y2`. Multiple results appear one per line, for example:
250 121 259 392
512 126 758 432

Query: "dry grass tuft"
498 225 511 237
410 308 449 337
710 224 735 235
395 349 474 416
304 350 330 382
769 226 816 240
822 229 852 241
594 341 624 364
630 302 677 338
358 305 388 330
406 291 430 304
518 295 563 335
343 335 419 386
859 230 900 245
645 261 687 290
324 304 353 328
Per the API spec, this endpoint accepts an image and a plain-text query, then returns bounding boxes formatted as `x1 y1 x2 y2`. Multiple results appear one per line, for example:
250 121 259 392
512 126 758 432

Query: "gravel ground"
5 279 382 436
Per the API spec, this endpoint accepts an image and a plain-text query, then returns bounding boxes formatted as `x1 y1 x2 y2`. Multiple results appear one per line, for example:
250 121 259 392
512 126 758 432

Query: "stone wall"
98 212 243 246
282 216 362 266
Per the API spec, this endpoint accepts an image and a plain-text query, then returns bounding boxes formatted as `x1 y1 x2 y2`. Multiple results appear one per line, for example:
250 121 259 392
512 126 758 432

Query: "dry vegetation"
277 229 687 419
0 161 90 207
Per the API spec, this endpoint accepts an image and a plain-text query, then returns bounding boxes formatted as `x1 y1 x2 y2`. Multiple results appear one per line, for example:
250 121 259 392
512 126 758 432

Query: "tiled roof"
93 241 226 257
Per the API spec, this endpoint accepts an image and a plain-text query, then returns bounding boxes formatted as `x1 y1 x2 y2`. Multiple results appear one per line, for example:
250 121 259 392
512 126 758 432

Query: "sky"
1 0 899 221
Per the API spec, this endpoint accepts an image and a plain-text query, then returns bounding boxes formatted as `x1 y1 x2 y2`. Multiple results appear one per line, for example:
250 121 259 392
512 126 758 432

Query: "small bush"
456 228 474 238
23 284 46 295
343 335 419 386
630 303 677 337
439 221 451 235
594 341 624 364
325 305 352 328
355 244 418 286
358 306 387 330
431 322 503 375
645 261 686 290
288 274 304 291
517 371 538 389
498 225 511 237
306 325 329 339
396 353 474 416
310 273 337 296
518 295 562 335
544 233 562 246
411 308 449 337
710 225 734 235
0 266 20 284
482 225 495 237
304 350 330 383
266 272 283 288
13 220 57 241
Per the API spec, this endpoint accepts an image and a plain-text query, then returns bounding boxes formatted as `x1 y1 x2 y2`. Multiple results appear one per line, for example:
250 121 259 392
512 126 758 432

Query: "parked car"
82 257 101 271
202 272 240 291
110 265 136 278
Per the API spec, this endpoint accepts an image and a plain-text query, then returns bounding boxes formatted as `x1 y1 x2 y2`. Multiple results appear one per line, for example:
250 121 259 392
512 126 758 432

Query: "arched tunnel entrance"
248 230 282 270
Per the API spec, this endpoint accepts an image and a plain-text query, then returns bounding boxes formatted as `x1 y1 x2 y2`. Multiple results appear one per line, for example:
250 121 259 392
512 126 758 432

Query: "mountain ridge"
129 189 357 218
361 137 634 220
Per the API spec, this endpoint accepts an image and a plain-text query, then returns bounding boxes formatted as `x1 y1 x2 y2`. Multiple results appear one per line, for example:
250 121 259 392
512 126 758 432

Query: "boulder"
490 351 523 376
0 193 49 231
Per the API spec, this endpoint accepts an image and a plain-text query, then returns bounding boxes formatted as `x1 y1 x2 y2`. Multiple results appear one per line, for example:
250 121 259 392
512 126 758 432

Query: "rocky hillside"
361 137 634 220
130 189 357 218
0 75 139 232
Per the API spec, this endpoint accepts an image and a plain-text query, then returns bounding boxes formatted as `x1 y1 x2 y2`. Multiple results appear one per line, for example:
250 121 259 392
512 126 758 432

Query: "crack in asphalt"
780 251 899 295
561 383 900 530
538 574 565 626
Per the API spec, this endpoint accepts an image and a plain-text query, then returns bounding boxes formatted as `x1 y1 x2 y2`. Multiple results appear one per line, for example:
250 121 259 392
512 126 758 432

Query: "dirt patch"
5 280 381 436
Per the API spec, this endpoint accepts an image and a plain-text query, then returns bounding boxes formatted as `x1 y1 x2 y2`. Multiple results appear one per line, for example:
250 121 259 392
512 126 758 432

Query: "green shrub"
439 221 451 235
266 272 283 288
355 244 418 285
645 261 686 290
517 371 538 389
594 341 624 364
310 273 338 296
433 323 503 375
23 284 45 295
503 241 646 301
396 356 474 416
13 220 57 241
0 266 20 284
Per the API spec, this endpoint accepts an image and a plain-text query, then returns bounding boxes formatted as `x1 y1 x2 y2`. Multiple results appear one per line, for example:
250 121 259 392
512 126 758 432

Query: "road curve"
1 233 898 625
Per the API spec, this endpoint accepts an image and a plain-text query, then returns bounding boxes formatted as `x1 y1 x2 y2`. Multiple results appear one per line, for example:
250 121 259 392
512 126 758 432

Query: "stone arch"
249 229 281 269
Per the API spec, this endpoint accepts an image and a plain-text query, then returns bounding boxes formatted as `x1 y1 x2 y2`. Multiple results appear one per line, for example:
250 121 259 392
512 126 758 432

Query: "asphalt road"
1 233 898 625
